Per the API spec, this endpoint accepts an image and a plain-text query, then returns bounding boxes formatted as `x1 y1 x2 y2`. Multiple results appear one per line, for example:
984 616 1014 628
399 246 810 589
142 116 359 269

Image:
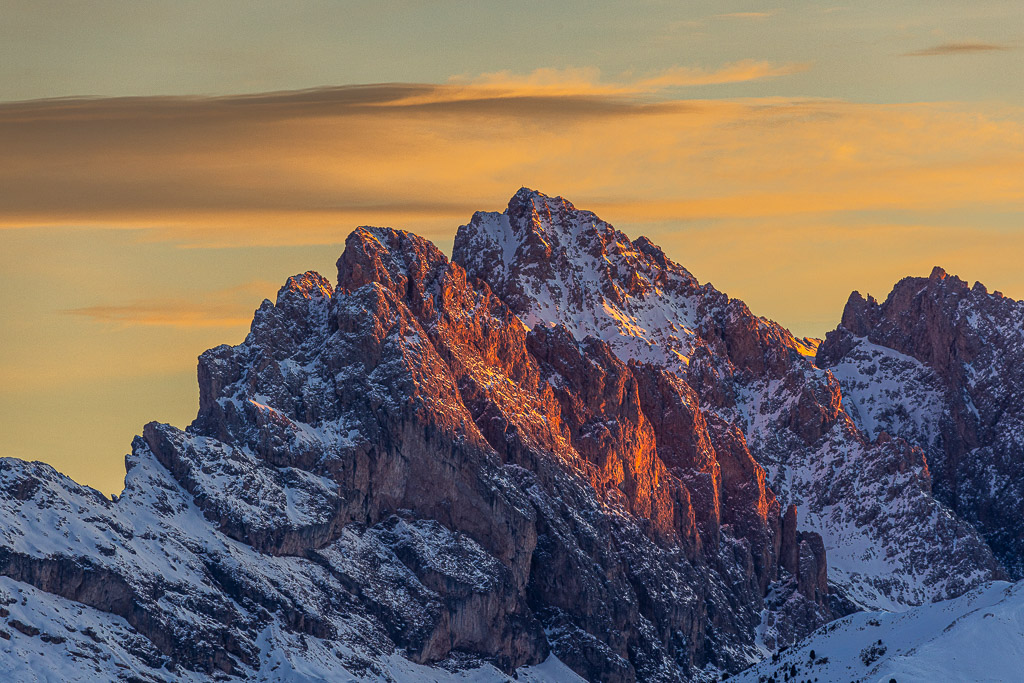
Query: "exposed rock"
0 214 806 682
796 532 828 604
780 504 800 578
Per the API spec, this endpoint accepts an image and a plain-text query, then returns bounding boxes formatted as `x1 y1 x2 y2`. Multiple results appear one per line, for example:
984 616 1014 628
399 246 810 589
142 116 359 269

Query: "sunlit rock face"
819 266 1024 579
0 189 1009 682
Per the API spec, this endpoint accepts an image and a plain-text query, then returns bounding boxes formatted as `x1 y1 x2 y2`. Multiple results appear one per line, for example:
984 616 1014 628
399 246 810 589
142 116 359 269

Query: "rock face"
819 266 1024 578
0 189 1014 682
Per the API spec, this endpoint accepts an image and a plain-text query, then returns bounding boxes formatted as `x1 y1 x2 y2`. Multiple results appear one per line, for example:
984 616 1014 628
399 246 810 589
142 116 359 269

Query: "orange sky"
1 1 1023 495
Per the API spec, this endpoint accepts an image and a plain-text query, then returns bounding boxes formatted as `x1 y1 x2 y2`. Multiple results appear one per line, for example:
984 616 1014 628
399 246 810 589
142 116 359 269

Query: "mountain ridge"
0 188 1018 682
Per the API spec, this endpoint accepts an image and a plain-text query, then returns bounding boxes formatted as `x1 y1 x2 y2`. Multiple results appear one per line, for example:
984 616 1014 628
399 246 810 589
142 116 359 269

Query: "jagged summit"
278 270 333 302
336 225 450 300
455 189 716 371
508 185 575 209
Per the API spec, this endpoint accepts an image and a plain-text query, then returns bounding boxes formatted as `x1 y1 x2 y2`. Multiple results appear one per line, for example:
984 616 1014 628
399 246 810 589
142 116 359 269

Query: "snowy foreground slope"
0 189 1021 682
735 580 1024 683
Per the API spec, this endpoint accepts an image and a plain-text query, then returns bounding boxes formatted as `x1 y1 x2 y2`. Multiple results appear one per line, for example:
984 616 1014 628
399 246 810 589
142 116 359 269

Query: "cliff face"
0 189 1012 682
819 266 1024 578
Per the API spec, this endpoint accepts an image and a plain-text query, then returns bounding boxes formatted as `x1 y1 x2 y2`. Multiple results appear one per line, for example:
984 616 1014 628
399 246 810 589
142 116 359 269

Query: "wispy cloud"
629 62 808 89
1 78 1022 248
65 281 275 327
0 61 805 124
715 11 776 20
903 42 1012 57
66 303 252 328
444 61 810 98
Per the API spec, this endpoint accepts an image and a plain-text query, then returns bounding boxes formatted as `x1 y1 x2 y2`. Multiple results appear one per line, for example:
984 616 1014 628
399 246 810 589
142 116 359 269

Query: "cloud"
449 62 808 96
715 12 776 19
629 61 809 89
903 42 1012 57
66 303 252 328
0 60 805 124
0 78 1022 248
65 281 275 327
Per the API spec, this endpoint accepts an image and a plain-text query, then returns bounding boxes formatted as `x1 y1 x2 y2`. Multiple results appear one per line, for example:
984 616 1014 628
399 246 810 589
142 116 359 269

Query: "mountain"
453 189 1001 610
733 579 1024 683
818 266 1024 579
0 219 818 682
0 189 1018 682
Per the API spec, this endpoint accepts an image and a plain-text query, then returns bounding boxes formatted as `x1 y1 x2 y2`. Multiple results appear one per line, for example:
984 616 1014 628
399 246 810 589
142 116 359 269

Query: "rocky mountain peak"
922 265 971 292
454 190 717 376
506 186 577 226
820 266 1024 578
459 192 1002 611
824 266 984 378
837 290 879 337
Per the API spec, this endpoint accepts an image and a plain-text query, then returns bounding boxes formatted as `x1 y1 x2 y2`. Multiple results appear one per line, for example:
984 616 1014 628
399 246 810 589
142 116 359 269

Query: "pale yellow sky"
1 1 1023 495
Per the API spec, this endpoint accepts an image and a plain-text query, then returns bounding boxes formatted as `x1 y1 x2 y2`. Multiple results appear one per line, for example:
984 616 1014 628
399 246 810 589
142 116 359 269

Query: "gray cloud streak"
903 42 1012 57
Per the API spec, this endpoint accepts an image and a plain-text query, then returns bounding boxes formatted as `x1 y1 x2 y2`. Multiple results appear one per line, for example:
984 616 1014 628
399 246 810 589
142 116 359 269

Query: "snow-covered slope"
824 339 946 448
734 580 1024 683
0 449 583 682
